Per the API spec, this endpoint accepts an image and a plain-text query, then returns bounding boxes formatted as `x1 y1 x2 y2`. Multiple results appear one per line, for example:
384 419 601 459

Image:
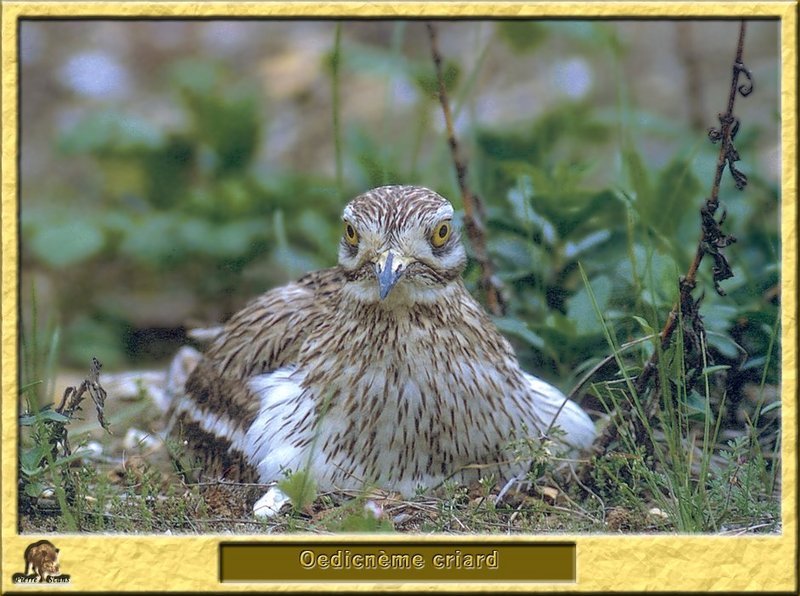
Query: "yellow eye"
343 221 359 246
431 221 452 248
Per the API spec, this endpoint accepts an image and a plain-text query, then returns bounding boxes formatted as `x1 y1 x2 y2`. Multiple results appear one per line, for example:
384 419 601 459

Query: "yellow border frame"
1 2 796 592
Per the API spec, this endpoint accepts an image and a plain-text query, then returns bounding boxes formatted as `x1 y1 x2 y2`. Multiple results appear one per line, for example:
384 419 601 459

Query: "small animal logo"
11 540 70 584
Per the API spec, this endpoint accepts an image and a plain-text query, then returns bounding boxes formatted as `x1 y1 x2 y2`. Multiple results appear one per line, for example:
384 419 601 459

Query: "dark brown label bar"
220 542 575 582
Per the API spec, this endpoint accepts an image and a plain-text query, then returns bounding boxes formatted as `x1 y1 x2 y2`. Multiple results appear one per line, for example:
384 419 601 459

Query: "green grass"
581 265 780 533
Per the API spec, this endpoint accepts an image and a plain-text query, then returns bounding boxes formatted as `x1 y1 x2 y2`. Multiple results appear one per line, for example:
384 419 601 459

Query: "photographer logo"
11 540 70 585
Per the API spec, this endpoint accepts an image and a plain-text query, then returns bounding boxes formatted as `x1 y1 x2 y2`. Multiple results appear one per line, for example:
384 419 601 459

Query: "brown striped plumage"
167 185 595 498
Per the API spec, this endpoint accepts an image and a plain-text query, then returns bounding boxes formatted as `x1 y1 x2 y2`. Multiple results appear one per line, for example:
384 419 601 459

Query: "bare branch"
581 21 752 476
57 356 112 439
635 20 750 396
426 22 507 316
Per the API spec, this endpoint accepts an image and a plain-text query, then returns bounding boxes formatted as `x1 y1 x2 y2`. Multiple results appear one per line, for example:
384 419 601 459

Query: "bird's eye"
431 221 452 248
343 221 359 246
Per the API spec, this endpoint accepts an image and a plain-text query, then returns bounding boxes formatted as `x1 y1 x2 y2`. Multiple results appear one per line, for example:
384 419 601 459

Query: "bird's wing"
167 267 345 482
523 372 596 451
206 267 344 378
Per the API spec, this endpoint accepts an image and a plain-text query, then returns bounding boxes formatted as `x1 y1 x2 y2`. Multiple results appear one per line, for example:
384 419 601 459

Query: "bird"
167 185 596 501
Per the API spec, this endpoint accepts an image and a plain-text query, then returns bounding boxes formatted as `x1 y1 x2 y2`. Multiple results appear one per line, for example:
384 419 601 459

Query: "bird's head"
338 185 467 305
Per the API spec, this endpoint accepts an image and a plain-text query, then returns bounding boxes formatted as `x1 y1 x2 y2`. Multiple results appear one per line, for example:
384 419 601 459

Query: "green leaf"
628 152 702 246
567 275 612 336
498 22 549 52
475 102 611 198
493 317 545 349
489 236 538 273
348 127 396 187
20 444 50 476
173 61 262 173
18 380 44 398
705 332 741 360
19 409 69 426
169 59 219 95
175 217 214 255
24 481 46 498
142 135 195 209
626 244 680 307
18 414 37 427
50 450 94 470
412 60 461 98
59 110 164 154
686 389 710 422
119 214 178 265
631 316 654 336
652 157 703 237
701 365 731 377
29 219 105 268
211 220 265 258
277 469 317 513
332 507 395 532
702 304 741 334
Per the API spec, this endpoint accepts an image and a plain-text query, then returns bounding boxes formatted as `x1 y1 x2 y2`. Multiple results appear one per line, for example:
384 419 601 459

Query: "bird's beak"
374 251 412 300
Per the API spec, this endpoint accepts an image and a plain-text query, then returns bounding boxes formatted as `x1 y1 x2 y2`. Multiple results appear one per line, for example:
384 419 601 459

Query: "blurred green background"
19 20 780 413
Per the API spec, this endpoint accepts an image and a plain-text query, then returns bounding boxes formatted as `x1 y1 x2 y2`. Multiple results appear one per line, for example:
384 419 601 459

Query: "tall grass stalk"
41 445 78 531
331 22 343 198
18 283 85 530
580 264 726 532
278 390 335 513
749 311 781 498
20 284 60 412
751 311 780 431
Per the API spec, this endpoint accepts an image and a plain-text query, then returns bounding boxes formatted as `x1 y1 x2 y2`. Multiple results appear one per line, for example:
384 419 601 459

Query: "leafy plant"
583 266 779 532
19 352 111 531
277 469 318 515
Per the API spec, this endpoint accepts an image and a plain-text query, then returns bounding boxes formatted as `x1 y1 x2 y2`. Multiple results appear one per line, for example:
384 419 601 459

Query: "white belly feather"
244 362 595 496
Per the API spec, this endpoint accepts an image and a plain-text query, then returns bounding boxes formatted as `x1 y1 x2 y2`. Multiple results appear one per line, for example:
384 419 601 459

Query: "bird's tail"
524 373 596 451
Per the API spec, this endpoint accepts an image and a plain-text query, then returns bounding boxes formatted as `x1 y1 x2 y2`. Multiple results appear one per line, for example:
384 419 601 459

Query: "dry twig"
55 357 111 456
635 20 750 396
426 22 507 316
583 21 752 471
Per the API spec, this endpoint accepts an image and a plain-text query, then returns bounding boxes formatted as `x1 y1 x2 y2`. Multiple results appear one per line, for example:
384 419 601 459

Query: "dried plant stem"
582 21 751 472
56 357 111 456
426 22 506 316
635 20 748 397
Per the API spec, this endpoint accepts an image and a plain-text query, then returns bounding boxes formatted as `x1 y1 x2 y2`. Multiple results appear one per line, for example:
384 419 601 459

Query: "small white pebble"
83 441 104 458
105 371 166 401
40 487 55 498
123 428 161 451
392 513 411 524
363 500 383 519
253 486 291 519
